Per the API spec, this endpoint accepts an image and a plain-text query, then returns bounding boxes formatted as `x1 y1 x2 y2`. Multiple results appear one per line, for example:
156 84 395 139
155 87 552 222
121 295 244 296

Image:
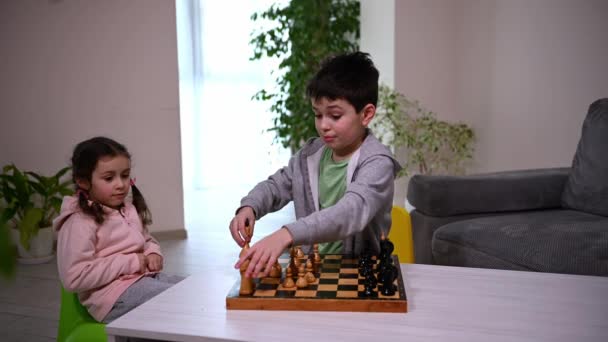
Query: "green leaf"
0 214 17 279
370 85 476 177
55 166 71 179
250 0 360 150
18 207 43 250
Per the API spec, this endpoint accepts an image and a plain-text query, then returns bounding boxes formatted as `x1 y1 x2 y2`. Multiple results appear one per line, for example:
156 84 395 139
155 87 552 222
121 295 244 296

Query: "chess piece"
358 252 371 273
296 264 308 288
313 243 322 273
378 237 395 277
289 247 298 276
305 259 316 284
283 266 295 288
379 264 397 296
294 249 302 267
239 259 255 295
362 277 376 297
238 221 255 295
296 246 305 258
269 260 282 278
365 270 378 289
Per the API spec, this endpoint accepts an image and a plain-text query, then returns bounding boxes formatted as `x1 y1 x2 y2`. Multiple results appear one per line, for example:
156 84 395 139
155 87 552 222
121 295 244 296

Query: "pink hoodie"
53 196 162 321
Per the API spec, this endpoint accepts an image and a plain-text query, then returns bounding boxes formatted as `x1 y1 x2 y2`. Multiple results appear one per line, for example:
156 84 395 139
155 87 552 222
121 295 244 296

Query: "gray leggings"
102 273 185 323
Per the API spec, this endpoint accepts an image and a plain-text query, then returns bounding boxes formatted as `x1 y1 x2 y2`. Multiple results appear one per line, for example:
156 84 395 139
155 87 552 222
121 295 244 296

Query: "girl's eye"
104 177 113 182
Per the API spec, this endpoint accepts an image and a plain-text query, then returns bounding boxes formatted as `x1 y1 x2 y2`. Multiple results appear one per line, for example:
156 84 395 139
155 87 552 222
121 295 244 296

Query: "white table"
106 264 608 342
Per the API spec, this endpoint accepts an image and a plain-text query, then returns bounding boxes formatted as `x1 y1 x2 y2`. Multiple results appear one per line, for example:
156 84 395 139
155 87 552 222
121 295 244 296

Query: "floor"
0 186 295 341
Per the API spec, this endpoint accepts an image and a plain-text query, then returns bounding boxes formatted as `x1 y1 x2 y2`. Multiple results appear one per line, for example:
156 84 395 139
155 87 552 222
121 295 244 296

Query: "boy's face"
312 97 375 160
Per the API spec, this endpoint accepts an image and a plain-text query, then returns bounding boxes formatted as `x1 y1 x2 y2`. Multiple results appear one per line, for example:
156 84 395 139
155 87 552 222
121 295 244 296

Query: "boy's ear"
75 178 90 191
361 104 376 127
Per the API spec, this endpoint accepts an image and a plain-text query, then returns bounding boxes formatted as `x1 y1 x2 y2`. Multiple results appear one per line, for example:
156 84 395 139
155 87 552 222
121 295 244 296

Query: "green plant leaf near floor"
372 85 476 177
250 0 360 152
1 164 72 251
0 211 17 279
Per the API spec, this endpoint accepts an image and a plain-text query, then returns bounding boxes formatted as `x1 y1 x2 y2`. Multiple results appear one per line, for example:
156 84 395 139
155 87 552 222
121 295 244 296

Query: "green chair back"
57 286 107 342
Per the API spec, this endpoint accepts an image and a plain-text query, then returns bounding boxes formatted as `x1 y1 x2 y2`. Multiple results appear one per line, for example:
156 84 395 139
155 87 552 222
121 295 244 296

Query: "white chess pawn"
313 243 322 273
305 259 316 284
296 264 308 288
296 246 305 258
283 266 295 288
269 260 282 278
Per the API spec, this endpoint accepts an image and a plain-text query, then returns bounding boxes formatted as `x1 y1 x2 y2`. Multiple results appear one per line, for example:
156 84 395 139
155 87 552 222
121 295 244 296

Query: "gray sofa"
406 98 608 276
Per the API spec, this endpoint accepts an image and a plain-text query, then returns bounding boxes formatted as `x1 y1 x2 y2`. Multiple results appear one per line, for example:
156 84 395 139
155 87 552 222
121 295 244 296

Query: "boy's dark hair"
71 136 152 226
306 51 379 112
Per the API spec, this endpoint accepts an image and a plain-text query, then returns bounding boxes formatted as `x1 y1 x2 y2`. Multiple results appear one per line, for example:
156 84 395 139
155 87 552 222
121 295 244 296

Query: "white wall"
361 0 407 204
395 0 608 174
0 0 185 235
361 0 395 88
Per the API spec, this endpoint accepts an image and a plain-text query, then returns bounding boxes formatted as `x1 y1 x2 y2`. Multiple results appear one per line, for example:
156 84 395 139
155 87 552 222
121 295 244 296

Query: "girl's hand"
146 253 163 272
137 253 148 274
229 206 256 247
235 227 293 278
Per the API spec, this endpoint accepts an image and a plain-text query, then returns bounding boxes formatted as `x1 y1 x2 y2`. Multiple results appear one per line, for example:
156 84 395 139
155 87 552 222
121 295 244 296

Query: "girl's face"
81 155 131 209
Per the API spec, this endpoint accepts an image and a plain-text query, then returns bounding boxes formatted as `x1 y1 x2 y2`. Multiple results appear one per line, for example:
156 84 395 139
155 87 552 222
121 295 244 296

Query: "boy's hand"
146 253 163 272
229 206 256 247
235 227 293 278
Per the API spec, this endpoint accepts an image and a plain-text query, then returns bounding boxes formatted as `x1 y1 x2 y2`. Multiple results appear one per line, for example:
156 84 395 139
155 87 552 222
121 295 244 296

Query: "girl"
54 136 183 323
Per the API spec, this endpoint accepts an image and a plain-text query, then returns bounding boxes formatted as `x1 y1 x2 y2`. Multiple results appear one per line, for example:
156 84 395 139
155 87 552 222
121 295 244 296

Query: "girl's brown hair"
71 137 152 225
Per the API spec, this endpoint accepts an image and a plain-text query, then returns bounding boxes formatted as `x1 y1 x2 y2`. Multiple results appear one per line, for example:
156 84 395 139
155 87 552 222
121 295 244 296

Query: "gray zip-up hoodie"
240 131 401 255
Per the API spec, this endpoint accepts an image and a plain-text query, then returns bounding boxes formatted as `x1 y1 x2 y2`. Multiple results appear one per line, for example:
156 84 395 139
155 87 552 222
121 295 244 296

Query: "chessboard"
226 253 407 313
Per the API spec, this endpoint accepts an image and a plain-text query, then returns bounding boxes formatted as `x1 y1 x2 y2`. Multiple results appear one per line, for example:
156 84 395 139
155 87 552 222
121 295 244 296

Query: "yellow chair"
388 206 415 263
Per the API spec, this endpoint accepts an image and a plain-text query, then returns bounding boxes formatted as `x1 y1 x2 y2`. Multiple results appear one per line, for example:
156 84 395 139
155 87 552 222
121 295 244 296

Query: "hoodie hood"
52 196 82 232
53 196 136 232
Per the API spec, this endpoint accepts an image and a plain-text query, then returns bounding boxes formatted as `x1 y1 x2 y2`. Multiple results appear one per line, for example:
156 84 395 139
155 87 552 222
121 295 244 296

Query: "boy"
230 52 401 278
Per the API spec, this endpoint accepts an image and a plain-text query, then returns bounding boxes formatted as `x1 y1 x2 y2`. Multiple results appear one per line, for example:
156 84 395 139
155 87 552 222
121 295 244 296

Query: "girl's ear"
76 178 91 191
361 103 376 127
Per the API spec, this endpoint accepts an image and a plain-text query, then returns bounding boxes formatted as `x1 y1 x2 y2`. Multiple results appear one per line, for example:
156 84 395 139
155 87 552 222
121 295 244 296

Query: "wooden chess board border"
226 254 407 313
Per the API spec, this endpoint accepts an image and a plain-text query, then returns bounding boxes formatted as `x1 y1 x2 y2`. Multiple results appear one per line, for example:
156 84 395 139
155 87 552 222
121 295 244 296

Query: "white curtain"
176 0 289 192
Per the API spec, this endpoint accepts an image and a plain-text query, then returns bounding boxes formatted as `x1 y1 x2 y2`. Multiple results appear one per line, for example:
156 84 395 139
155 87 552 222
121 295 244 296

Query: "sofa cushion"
432 210 608 276
562 98 608 217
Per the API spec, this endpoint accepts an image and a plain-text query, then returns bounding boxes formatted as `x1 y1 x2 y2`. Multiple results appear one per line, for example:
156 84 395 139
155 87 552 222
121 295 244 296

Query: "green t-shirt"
317 147 349 254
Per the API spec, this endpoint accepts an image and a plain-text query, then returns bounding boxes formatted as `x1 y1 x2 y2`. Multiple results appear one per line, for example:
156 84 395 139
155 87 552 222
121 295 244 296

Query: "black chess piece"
378 239 394 268
362 281 375 297
365 271 377 289
360 263 373 278
379 264 397 296
377 253 394 279
379 238 394 258
359 253 373 276
361 272 377 297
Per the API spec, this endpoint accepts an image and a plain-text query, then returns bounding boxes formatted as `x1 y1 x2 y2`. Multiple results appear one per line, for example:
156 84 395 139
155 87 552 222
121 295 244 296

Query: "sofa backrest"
562 98 608 217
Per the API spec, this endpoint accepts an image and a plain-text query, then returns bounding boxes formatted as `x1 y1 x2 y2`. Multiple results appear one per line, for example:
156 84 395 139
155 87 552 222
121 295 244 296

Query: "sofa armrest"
407 167 570 217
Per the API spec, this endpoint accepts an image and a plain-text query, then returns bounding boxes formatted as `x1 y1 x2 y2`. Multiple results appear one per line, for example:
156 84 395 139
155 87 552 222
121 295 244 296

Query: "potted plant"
249 2 475 177
0 164 72 263
371 84 476 177
249 0 360 152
